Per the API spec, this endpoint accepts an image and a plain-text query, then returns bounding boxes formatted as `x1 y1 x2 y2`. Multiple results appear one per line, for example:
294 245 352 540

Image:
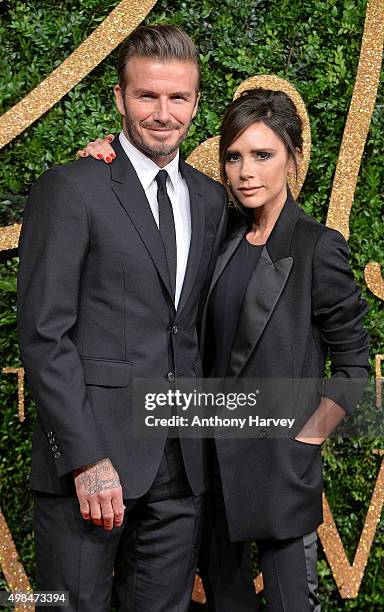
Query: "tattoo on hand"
76 458 120 495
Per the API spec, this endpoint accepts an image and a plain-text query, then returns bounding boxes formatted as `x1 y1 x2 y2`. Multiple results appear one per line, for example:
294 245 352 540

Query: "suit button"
54 452 61 459
260 429 268 439
47 431 53 438
49 437 55 444
167 372 175 381
172 325 178 334
51 445 58 452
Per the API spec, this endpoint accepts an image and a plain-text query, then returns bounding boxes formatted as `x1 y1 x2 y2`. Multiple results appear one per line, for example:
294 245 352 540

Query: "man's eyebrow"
170 91 193 98
133 89 156 96
133 89 192 98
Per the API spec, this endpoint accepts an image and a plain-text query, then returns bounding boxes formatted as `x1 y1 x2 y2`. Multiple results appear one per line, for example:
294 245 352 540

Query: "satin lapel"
109 139 173 302
177 161 205 313
227 247 293 377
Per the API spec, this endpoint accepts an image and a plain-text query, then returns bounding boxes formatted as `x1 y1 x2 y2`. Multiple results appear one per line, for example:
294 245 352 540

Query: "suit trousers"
198 447 320 612
33 438 203 612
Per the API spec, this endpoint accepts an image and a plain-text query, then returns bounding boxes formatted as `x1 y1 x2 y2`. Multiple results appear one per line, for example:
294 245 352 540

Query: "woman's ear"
288 148 302 174
287 155 296 175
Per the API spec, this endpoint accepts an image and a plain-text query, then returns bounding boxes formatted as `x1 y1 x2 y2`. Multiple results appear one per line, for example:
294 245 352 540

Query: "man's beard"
124 105 191 160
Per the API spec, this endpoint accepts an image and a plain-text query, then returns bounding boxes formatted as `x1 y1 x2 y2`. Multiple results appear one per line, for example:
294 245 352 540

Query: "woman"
81 88 369 611
198 88 369 612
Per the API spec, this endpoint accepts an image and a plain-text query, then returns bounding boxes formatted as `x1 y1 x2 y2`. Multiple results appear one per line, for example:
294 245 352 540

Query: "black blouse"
208 236 265 377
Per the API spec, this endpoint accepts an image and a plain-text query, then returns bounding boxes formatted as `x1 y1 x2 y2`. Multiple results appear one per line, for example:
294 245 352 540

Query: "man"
17 25 227 611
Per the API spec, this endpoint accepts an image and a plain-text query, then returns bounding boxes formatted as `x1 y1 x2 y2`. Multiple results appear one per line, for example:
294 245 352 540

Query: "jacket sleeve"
311 228 370 415
17 167 106 477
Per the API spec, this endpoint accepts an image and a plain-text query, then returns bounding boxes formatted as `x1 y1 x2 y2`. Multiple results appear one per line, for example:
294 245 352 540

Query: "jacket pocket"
80 357 132 387
286 437 322 480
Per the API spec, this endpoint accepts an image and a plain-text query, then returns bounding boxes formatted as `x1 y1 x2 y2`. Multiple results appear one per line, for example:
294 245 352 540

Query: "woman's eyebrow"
226 147 276 153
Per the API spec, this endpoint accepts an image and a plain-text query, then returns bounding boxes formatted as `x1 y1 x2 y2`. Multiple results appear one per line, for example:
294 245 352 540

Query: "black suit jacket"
17 138 227 497
201 193 369 541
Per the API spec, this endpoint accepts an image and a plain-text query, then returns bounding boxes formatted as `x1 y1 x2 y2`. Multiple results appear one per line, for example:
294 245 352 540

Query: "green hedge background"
0 0 383 609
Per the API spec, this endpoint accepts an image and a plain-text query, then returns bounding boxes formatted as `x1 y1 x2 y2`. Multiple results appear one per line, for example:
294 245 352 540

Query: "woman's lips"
238 186 263 196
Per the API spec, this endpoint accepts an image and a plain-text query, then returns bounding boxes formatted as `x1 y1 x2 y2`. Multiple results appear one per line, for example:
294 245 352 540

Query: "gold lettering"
318 452 384 598
0 508 32 610
2 368 25 422
375 355 384 409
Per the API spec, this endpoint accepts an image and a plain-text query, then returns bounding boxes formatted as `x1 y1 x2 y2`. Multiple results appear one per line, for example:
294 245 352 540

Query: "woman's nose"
239 159 255 180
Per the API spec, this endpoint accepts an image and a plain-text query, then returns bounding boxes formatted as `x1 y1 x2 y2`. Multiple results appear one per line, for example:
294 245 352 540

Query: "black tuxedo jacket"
17 138 227 497
201 193 370 541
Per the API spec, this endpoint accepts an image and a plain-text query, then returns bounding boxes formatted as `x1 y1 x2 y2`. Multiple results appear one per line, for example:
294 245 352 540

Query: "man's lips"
143 126 179 134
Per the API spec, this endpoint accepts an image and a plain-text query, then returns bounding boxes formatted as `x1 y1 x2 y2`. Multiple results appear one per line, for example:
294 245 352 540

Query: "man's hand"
74 457 125 530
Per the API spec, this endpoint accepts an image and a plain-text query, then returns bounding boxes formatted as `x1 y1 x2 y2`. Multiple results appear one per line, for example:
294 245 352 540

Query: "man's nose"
153 98 171 124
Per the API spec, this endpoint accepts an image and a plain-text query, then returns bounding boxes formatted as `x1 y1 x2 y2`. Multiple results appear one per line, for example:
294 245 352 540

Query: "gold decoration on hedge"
364 261 384 301
375 355 384 409
187 136 221 183
318 453 384 598
2 368 25 422
326 0 384 240
0 223 20 254
0 508 32 609
187 74 311 201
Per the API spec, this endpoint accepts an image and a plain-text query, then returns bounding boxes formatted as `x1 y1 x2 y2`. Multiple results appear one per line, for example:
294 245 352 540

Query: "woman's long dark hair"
219 88 303 222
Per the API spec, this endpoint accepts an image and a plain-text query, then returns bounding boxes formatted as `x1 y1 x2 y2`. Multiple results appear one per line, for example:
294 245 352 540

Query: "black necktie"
156 170 177 300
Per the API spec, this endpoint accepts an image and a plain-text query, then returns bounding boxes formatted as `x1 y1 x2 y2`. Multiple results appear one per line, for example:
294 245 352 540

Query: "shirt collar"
119 131 180 191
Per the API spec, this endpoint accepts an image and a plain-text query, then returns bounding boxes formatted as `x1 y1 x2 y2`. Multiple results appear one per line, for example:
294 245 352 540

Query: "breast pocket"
80 357 132 387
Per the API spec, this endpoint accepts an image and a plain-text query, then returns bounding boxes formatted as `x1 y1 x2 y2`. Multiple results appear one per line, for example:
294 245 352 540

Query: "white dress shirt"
119 131 191 309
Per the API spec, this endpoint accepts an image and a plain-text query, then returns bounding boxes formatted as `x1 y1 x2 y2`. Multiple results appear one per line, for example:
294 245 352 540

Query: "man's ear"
114 84 125 117
192 91 201 119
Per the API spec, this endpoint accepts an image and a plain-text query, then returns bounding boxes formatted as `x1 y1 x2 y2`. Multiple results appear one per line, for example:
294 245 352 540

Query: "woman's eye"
257 152 271 160
226 153 241 162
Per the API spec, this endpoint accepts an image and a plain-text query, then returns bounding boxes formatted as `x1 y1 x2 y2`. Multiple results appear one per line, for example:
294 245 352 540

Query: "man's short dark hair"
118 24 200 92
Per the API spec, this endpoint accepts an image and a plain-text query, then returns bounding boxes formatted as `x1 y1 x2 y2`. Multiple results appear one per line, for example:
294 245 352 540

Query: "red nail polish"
111 153 116 159
106 156 112 163
97 153 103 159
106 136 113 142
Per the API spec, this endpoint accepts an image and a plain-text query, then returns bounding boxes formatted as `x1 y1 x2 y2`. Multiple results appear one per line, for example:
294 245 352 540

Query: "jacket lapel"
226 192 299 377
176 160 205 313
109 139 174 303
226 247 293 377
